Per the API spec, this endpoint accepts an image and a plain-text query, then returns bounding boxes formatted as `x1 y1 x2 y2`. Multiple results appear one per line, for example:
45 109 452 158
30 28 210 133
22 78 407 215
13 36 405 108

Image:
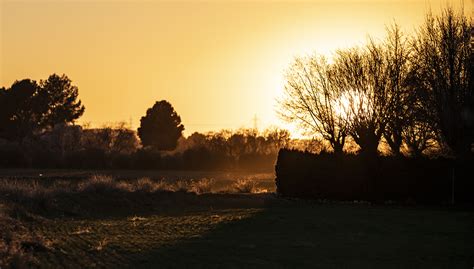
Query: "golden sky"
0 0 471 136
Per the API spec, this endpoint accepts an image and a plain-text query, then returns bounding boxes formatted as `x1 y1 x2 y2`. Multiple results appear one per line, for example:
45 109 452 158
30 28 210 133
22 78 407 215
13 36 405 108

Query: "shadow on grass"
34 192 276 220
133 203 474 269
2 185 473 268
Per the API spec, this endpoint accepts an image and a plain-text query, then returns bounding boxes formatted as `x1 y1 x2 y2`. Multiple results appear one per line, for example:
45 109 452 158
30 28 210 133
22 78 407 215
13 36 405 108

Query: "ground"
0 170 473 268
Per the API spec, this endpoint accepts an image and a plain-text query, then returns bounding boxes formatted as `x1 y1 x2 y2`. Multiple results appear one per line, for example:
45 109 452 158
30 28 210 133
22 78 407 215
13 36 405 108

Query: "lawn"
0 171 472 268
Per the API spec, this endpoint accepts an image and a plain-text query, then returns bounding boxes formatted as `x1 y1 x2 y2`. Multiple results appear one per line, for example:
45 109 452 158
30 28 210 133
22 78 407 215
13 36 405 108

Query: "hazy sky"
0 0 471 136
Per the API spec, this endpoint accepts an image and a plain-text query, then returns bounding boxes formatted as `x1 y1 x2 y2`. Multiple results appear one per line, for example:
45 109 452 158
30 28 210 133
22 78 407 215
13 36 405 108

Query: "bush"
232 178 258 193
132 177 158 192
77 175 120 193
190 178 214 194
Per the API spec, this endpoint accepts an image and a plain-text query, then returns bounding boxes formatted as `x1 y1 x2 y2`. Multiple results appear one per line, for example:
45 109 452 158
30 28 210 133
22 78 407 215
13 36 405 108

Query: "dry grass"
232 178 267 193
77 175 213 194
0 232 34 269
232 178 257 193
132 177 160 192
92 238 108 252
0 179 52 202
77 175 120 193
0 214 53 269
70 227 92 235
0 171 472 268
190 178 214 194
0 172 268 267
0 175 264 208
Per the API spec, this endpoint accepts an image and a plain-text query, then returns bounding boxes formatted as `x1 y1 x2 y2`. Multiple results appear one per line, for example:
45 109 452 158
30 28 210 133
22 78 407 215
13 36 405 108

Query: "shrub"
133 177 157 192
0 216 51 268
173 180 191 192
190 178 214 194
232 178 258 193
275 149 474 203
77 175 120 193
0 179 53 208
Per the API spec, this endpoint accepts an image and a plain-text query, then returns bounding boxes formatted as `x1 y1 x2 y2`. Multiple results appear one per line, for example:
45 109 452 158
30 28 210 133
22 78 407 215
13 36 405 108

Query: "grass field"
1 170 473 268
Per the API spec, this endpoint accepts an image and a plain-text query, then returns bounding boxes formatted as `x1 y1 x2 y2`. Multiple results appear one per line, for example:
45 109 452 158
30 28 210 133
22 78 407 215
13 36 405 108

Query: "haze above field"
0 0 471 136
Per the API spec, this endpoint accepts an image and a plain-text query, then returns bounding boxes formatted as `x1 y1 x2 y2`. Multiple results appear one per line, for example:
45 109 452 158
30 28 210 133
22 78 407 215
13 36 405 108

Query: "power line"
253 114 259 130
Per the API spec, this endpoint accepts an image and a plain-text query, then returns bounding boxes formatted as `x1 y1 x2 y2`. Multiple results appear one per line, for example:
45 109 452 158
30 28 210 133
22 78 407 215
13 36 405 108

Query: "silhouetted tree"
332 44 390 156
38 74 85 129
78 123 139 154
138 100 184 151
0 79 43 141
0 74 85 142
186 132 207 149
42 124 83 156
206 131 231 156
81 127 114 153
280 56 349 154
111 122 140 154
411 8 473 157
0 87 9 138
229 133 247 160
383 24 412 156
263 127 291 154
402 65 439 157
403 120 438 157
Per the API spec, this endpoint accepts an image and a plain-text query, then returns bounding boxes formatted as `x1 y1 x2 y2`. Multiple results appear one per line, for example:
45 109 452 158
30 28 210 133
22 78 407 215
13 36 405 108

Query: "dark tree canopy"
332 44 390 156
0 74 85 141
138 100 185 151
411 8 473 157
279 8 472 158
39 74 85 128
382 24 411 156
0 79 42 140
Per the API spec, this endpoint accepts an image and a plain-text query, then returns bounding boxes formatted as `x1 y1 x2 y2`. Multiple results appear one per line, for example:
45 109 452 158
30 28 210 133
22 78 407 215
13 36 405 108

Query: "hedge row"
0 146 276 172
275 149 473 204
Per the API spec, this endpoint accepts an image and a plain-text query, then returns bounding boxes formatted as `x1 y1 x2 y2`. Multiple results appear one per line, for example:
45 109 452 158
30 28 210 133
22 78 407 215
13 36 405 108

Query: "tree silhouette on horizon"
410 7 473 158
0 74 85 142
39 74 85 128
279 7 472 158
138 100 184 151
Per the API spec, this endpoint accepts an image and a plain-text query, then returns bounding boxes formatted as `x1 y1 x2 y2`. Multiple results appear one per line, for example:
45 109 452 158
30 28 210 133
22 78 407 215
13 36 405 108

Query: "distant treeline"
0 124 293 171
0 74 296 171
275 149 474 204
1 6 472 174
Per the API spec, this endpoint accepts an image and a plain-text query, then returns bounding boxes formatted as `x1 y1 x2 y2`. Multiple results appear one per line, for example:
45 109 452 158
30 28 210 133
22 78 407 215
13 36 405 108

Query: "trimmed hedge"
275 149 473 204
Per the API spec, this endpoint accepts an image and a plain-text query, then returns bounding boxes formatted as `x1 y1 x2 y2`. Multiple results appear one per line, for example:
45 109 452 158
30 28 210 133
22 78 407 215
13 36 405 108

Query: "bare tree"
279 55 349 154
403 121 438 157
411 7 472 157
263 127 290 154
402 63 439 157
383 23 412 156
332 44 390 156
111 122 140 154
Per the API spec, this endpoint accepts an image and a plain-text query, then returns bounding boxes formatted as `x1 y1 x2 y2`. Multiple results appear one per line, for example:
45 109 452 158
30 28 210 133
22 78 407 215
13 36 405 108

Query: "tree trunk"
354 131 380 157
332 142 344 155
384 132 403 156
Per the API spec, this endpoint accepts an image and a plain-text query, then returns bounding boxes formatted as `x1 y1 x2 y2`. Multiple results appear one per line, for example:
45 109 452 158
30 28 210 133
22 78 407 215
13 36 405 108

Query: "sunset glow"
1 0 471 136
1 2 473 267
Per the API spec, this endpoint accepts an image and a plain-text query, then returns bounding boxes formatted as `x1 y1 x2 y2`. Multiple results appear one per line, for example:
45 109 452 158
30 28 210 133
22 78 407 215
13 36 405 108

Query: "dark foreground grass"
146 204 473 269
0 175 473 268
